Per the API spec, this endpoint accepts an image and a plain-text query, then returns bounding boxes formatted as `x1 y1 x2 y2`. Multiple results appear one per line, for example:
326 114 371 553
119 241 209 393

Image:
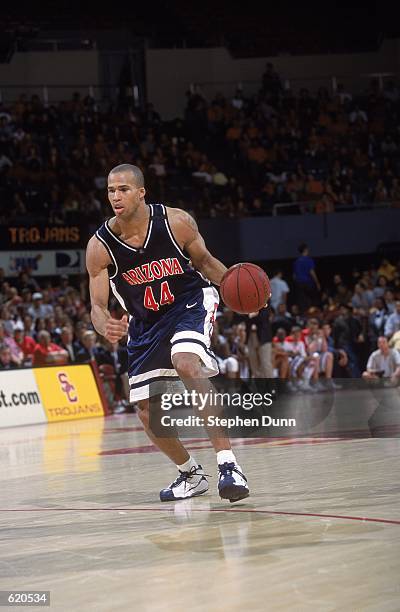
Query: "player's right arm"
86 236 128 342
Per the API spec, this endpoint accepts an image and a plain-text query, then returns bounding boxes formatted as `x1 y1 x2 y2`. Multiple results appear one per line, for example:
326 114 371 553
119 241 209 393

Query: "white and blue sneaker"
218 462 249 503
160 465 209 502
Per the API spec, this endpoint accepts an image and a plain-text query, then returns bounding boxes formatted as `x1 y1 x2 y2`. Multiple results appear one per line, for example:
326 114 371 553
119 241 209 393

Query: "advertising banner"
34 365 104 422
0 250 86 276
2 225 87 249
0 369 47 427
0 365 106 428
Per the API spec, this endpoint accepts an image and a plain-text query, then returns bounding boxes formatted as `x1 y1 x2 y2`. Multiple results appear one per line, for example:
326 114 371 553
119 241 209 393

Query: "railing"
189 71 400 100
271 199 395 216
0 84 141 105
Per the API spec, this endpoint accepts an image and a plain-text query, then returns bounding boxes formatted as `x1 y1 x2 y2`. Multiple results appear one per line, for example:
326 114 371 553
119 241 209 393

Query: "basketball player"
86 164 249 502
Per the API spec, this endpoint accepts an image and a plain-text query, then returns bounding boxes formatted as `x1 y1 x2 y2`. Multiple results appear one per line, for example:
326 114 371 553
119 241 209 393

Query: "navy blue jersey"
95 204 211 324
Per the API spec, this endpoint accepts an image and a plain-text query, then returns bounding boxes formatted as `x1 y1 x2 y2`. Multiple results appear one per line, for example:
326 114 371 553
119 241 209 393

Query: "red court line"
97 436 348 455
0 507 399 525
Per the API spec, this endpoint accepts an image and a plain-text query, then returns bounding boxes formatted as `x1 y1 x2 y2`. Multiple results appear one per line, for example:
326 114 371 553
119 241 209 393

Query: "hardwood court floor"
0 409 399 612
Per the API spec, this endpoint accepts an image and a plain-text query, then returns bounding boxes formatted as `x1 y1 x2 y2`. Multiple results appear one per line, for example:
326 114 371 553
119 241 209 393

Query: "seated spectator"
333 283 352 306
97 339 130 412
33 330 68 367
75 330 100 363
373 275 389 299
362 336 400 384
384 301 400 339
384 290 396 314
289 304 307 328
0 345 14 370
59 326 80 363
0 305 14 335
284 326 318 391
389 330 400 352
230 322 250 379
377 259 396 282
211 321 240 379
13 324 36 365
271 328 289 379
351 282 374 313
0 321 23 366
28 292 54 320
306 326 341 389
271 303 294 335
333 304 363 377
321 323 349 377
368 297 389 343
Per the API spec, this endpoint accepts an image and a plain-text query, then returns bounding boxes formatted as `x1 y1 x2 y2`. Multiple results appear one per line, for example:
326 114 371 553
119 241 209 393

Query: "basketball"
220 263 271 314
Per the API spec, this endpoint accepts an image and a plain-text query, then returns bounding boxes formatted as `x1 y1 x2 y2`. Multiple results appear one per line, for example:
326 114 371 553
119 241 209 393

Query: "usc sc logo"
58 372 78 403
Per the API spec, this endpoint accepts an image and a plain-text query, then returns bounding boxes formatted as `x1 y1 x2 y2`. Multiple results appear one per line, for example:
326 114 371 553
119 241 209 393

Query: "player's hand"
105 315 128 343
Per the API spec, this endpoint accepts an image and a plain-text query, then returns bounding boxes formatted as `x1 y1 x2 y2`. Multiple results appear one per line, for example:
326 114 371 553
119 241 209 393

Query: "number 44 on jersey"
144 281 174 311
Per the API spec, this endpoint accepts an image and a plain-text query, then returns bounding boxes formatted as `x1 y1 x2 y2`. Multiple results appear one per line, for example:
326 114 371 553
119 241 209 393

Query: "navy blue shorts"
127 286 219 401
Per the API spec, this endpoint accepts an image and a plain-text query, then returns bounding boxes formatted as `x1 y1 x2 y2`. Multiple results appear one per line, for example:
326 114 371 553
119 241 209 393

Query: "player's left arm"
170 209 227 285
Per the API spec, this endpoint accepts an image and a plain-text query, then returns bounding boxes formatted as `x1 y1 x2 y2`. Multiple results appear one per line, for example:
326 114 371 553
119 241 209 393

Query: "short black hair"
298 243 308 254
108 164 145 188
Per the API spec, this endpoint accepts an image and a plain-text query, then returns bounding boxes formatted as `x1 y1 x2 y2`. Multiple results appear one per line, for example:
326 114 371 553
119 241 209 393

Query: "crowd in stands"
1 65 400 224
1 252 399 411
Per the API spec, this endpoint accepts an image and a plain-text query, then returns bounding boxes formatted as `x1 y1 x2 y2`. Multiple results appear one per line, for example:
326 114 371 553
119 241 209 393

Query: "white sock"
217 450 237 465
303 365 314 382
177 456 198 472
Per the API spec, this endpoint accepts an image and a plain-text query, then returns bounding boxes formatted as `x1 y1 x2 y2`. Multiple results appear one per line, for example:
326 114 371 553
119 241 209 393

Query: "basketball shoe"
160 465 209 502
218 462 249 503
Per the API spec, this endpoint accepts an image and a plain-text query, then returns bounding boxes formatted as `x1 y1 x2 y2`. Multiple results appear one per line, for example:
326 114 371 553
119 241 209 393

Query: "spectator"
389 330 400 353
384 290 396 314
283 326 318 391
377 259 396 282
293 243 321 313
0 345 14 370
362 336 400 384
351 282 373 313
269 270 290 312
321 323 349 377
384 301 400 339
306 326 340 389
369 297 389 343
13 324 36 365
33 330 68 367
271 303 294 335
59 326 79 363
271 328 290 379
230 322 250 379
28 292 54 320
246 308 273 378
373 276 388 299
75 330 99 363
333 304 363 377
0 321 23 366
211 320 240 379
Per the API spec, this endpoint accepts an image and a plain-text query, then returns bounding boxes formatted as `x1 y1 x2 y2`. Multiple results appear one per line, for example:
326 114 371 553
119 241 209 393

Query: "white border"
162 204 190 260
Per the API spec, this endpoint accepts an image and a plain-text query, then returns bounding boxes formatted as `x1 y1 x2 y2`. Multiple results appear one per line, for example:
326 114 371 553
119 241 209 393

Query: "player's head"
107 164 146 218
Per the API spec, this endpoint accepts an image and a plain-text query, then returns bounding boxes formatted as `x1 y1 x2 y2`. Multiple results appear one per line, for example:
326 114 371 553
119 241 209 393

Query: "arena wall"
0 50 100 102
146 38 400 118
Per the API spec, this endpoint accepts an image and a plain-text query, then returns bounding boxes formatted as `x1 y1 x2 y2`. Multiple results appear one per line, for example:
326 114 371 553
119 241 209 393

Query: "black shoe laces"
171 466 211 489
218 462 247 482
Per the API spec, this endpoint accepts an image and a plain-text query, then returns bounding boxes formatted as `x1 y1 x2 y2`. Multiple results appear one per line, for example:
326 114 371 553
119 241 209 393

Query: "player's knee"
172 353 202 379
137 399 150 425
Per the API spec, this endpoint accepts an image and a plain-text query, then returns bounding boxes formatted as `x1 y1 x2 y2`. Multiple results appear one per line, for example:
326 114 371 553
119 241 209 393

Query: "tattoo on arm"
180 211 198 233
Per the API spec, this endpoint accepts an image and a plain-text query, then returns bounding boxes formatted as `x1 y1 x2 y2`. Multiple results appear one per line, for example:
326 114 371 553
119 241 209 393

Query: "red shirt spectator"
13 328 36 362
33 330 68 367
